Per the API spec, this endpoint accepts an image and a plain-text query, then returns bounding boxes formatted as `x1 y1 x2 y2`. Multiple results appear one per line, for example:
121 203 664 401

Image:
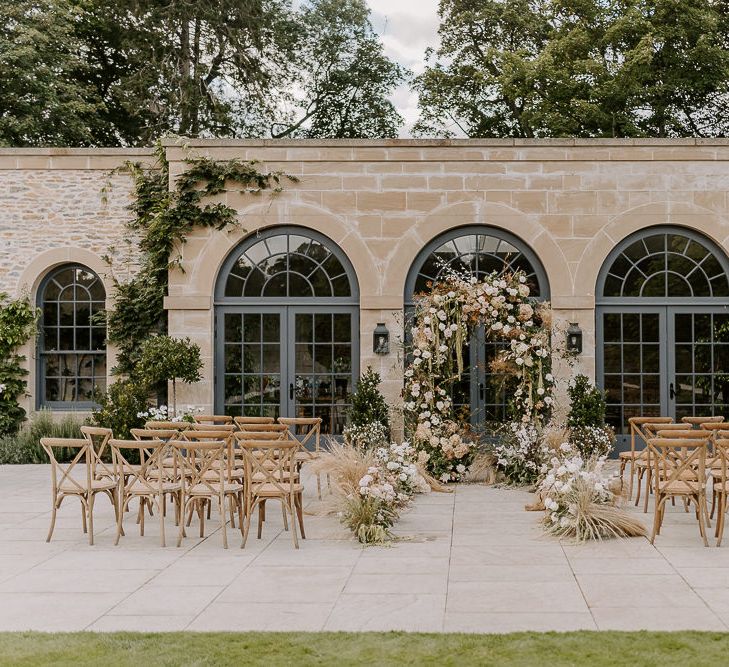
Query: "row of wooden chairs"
41 417 322 549
620 415 729 546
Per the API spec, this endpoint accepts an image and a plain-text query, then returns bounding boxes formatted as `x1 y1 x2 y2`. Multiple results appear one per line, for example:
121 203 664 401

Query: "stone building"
3 138 729 448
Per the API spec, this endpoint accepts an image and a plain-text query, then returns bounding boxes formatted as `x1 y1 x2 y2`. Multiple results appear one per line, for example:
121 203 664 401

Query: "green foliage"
348 367 390 434
567 374 607 429
135 335 203 414
415 0 729 138
273 0 406 138
105 146 297 373
0 293 38 437
0 1 102 146
0 0 405 146
90 379 149 439
0 409 84 464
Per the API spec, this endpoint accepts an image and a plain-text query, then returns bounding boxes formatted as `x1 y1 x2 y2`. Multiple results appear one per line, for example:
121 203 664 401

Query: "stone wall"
163 138 729 422
0 149 152 414
4 140 729 426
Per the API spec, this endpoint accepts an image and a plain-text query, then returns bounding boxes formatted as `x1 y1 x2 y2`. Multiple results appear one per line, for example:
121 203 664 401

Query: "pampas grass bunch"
543 477 647 542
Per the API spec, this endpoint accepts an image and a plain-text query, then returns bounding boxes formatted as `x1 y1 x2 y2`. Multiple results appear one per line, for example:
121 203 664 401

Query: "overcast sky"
366 0 441 136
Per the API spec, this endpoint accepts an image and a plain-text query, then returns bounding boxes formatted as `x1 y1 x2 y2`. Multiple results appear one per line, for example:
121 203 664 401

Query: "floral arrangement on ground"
311 424 430 544
403 269 554 482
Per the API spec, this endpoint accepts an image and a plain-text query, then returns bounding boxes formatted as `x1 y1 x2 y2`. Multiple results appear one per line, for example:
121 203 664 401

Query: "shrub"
0 409 84 464
0 292 38 437
91 379 149 439
349 367 390 434
567 374 606 429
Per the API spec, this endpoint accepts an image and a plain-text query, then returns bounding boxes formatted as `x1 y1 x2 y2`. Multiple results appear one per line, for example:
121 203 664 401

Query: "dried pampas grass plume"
544 479 647 542
465 451 499 485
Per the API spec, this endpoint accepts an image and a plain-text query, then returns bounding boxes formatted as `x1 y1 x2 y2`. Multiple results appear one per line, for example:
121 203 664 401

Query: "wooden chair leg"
651 495 664 544
295 492 306 539
46 498 59 543
288 498 299 549
159 496 166 548
220 494 228 549
281 501 289 531
81 500 88 534
87 494 95 546
199 499 206 538
717 492 727 547
257 500 265 539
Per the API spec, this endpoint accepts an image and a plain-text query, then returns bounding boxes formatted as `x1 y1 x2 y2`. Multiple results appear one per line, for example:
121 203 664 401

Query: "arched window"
405 227 546 306
596 226 729 449
405 226 549 425
600 230 729 299
37 264 106 408
215 227 359 434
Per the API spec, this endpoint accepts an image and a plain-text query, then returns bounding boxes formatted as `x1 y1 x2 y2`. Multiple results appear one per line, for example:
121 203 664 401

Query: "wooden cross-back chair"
637 426 710 513
169 439 243 549
194 414 233 425
238 439 305 549
80 425 114 481
278 417 325 498
646 436 710 546
622 417 674 500
633 422 686 508
109 439 180 547
711 433 729 546
41 438 118 546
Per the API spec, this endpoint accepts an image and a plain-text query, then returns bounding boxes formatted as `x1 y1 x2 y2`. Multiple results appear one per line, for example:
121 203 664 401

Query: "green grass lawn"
1 631 728 666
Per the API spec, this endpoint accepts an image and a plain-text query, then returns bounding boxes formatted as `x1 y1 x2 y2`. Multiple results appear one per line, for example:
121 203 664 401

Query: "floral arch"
404 270 554 481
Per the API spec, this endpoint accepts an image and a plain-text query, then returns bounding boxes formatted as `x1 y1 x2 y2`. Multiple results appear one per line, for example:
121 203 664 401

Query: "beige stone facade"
4 139 729 433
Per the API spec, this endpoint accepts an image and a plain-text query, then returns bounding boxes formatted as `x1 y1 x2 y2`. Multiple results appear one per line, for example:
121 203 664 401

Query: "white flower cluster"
539 441 615 527
359 440 429 506
0 383 6 395
343 422 388 450
137 404 204 423
493 422 551 484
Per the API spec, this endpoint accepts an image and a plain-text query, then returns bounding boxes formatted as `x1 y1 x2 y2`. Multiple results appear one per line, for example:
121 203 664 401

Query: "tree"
349 367 390 434
415 0 729 138
272 0 406 138
0 1 103 146
0 0 405 146
134 336 203 416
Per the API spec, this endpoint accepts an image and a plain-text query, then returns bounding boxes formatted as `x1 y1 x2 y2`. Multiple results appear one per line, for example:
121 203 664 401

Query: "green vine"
104 144 298 372
0 293 39 436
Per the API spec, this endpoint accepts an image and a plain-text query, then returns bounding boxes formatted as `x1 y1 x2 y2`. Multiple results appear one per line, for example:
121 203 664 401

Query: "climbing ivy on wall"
0 293 38 436
104 145 298 372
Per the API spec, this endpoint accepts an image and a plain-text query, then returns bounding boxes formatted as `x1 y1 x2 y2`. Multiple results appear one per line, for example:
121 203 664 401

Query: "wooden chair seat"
128 480 182 494
203 468 244 480
619 450 643 460
60 478 117 493
658 480 702 494
189 482 243 495
252 482 304 497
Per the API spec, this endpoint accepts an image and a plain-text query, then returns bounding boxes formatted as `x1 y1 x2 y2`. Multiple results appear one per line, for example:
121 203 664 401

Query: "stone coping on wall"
162 138 729 163
0 148 154 170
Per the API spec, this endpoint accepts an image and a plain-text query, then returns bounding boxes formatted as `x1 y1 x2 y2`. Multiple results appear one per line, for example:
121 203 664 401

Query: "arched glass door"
215 228 359 434
596 227 729 451
405 226 549 426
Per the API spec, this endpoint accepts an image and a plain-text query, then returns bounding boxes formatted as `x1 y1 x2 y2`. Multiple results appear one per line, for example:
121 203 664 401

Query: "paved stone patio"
1 464 728 633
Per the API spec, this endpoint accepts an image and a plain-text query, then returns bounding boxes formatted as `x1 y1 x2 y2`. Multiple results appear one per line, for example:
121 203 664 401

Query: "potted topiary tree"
135 335 203 417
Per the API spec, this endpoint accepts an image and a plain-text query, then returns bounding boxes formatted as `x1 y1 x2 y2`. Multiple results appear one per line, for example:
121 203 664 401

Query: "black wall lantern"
373 322 389 355
566 322 583 354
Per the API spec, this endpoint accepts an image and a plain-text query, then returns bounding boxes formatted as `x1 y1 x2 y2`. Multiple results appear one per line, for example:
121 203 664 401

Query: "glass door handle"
289 383 294 400
479 383 484 400
669 382 675 400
